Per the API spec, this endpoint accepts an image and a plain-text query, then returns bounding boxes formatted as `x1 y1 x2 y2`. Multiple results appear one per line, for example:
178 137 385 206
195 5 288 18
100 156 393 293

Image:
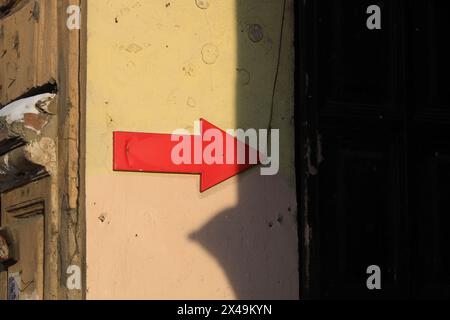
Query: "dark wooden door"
407 0 450 298
300 0 450 299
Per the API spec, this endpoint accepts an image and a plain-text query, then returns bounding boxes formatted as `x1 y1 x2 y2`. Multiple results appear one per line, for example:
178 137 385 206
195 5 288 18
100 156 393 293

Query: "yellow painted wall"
86 0 298 299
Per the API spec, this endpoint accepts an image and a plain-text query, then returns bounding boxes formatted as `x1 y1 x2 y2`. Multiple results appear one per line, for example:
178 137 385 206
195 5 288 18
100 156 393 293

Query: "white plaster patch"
0 93 56 124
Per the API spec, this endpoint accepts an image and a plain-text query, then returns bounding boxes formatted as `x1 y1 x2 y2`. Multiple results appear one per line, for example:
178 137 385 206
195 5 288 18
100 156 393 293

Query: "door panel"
319 127 405 298
407 0 450 298
0 0 57 105
410 133 450 298
0 177 49 300
318 0 395 108
407 0 450 113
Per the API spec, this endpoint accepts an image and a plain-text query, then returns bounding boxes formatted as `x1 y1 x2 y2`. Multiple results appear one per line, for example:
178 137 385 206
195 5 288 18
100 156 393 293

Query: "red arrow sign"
113 119 259 192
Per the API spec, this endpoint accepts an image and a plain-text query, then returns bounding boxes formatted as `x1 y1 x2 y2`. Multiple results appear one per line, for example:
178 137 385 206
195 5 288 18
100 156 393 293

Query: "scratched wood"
0 177 49 300
0 0 85 300
0 0 57 106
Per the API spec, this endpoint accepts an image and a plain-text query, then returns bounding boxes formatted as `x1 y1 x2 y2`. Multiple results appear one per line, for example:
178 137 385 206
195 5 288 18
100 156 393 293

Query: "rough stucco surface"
86 0 297 299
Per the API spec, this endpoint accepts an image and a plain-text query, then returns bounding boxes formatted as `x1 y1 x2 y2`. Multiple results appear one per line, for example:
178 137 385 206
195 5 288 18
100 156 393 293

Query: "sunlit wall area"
85 0 297 299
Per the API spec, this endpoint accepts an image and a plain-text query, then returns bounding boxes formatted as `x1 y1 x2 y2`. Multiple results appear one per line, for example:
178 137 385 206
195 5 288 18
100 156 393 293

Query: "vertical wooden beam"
56 0 85 300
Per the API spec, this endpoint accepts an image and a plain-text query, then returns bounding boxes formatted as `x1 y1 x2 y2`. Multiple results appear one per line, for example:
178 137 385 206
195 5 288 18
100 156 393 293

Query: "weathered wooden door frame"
296 0 320 299
0 0 87 300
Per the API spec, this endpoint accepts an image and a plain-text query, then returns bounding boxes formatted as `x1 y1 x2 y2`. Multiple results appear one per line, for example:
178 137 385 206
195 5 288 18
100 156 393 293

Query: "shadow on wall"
189 0 299 299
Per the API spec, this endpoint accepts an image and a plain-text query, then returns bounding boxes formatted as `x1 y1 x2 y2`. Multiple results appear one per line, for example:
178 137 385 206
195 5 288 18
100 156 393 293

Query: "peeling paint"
195 0 210 10
248 24 264 43
186 96 196 108
304 133 324 176
24 137 56 175
201 43 219 65
125 43 143 54
237 68 251 85
0 93 55 125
